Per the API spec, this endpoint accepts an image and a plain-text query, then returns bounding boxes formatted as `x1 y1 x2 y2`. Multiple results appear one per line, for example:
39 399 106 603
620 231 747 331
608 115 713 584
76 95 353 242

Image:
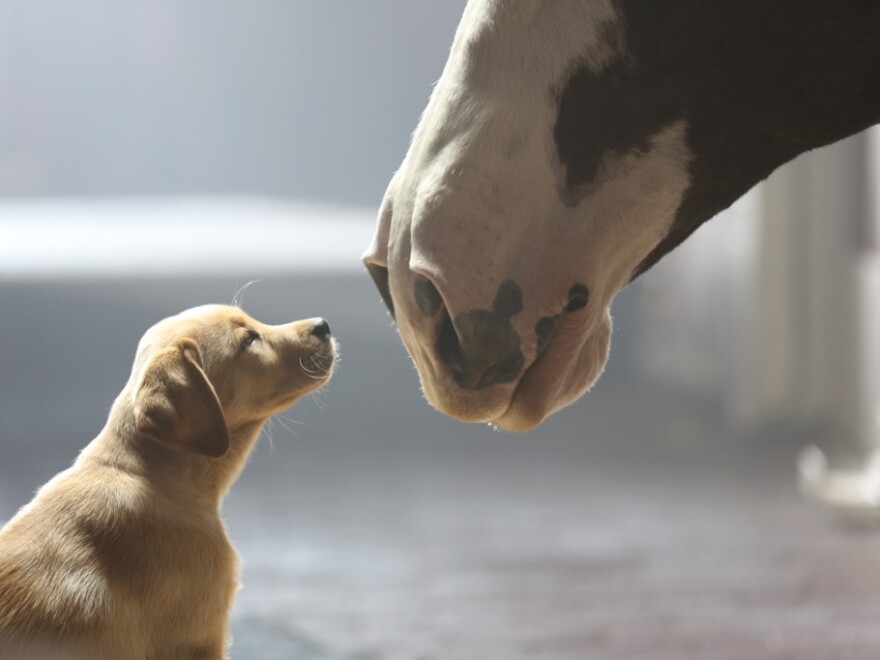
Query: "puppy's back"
0 469 142 659
0 459 237 658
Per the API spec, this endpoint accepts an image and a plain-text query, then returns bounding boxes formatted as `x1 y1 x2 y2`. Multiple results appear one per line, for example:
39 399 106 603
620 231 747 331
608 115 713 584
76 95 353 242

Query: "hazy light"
0 197 375 278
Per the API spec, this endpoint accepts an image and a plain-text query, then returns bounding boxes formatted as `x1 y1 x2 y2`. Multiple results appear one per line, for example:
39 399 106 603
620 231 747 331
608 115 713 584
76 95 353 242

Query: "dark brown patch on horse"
491 279 524 317
553 1 880 278
553 57 680 207
629 2 880 278
436 280 525 390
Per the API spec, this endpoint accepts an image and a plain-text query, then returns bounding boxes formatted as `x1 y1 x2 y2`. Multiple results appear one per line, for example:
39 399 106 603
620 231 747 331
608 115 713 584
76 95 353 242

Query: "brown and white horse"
364 0 880 430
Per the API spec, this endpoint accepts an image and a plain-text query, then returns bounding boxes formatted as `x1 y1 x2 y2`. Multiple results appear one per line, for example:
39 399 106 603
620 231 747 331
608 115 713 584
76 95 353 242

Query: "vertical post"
798 127 880 515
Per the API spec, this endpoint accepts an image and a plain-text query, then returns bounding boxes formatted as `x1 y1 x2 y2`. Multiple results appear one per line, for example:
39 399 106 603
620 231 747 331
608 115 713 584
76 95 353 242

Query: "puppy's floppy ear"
134 338 230 458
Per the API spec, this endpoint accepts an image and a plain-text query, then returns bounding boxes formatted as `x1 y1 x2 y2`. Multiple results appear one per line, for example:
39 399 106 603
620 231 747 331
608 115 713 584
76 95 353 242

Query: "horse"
363 0 880 431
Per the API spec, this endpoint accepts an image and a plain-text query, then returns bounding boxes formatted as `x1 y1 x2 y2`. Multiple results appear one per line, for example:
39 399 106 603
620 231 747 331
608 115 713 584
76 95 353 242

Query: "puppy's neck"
79 386 265 509
207 418 266 497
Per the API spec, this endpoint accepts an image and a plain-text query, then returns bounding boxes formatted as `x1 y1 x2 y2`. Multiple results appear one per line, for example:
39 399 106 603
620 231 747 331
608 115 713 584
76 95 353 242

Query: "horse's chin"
419 376 515 425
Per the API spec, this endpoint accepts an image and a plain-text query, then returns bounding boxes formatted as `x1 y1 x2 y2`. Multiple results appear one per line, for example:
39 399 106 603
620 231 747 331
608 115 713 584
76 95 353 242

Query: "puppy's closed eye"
241 329 260 348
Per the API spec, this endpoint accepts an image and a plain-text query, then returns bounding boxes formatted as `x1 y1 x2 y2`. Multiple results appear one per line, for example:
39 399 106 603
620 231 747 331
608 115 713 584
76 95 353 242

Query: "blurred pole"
792 127 880 515
857 128 880 455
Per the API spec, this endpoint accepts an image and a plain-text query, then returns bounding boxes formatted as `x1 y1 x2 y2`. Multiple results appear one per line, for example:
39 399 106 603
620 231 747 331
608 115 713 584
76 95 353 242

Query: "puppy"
0 305 335 659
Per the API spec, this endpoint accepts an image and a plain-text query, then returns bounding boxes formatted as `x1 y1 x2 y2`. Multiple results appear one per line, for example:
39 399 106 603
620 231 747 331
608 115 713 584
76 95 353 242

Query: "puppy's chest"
140 519 239 600
90 507 238 610
131 517 240 640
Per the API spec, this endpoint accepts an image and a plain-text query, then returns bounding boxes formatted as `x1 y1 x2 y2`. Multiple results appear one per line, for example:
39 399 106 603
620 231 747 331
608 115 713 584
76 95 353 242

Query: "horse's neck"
624 1 880 145
628 1 880 276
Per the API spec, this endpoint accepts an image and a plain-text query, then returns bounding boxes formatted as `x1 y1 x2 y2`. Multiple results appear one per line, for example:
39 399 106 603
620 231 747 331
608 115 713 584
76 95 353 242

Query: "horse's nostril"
310 318 331 339
436 310 464 368
564 284 590 313
365 262 395 319
414 275 443 317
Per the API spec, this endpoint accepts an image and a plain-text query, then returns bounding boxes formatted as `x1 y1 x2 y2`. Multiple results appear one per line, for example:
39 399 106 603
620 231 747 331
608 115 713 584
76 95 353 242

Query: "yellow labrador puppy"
0 305 335 659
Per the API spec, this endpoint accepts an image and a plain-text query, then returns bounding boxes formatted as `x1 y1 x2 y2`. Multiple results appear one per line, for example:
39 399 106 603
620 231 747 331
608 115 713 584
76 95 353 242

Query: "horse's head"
364 1 691 430
363 0 878 429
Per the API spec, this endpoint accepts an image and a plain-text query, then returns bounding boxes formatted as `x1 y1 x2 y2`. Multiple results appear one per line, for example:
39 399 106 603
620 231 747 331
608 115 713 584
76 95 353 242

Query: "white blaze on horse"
364 0 880 430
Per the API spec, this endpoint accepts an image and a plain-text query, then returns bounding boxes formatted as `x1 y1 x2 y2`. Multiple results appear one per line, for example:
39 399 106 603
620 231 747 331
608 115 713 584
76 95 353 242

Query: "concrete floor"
2 275 880 659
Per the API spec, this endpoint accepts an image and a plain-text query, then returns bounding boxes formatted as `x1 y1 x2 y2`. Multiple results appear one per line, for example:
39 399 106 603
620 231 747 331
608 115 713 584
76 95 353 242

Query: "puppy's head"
131 305 336 458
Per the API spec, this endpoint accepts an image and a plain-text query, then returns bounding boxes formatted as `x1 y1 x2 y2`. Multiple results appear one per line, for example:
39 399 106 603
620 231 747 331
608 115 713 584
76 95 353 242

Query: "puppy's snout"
310 318 331 340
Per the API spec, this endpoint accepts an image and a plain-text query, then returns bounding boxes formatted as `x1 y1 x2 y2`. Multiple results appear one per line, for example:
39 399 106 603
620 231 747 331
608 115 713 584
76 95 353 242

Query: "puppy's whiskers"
273 415 302 437
230 280 262 308
308 386 330 410
261 417 276 451
299 355 329 380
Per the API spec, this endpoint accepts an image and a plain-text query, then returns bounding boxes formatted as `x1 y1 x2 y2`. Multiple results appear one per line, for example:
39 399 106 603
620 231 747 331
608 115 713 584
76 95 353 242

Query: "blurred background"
1 2 879 658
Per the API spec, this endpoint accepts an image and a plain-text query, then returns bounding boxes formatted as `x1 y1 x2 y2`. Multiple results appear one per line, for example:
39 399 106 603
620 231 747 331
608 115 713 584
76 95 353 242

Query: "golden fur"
0 305 335 659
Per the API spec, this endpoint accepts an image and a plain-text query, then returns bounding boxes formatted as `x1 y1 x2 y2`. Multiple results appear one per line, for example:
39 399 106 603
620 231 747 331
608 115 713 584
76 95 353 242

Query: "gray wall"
0 1 466 204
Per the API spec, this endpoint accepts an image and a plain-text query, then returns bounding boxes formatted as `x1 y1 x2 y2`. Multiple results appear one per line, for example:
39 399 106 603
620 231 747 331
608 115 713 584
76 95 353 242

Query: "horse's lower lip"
490 397 540 432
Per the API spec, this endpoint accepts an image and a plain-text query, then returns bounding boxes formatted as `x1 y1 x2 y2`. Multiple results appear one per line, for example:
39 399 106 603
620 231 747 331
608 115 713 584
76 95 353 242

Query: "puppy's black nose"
310 318 331 340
